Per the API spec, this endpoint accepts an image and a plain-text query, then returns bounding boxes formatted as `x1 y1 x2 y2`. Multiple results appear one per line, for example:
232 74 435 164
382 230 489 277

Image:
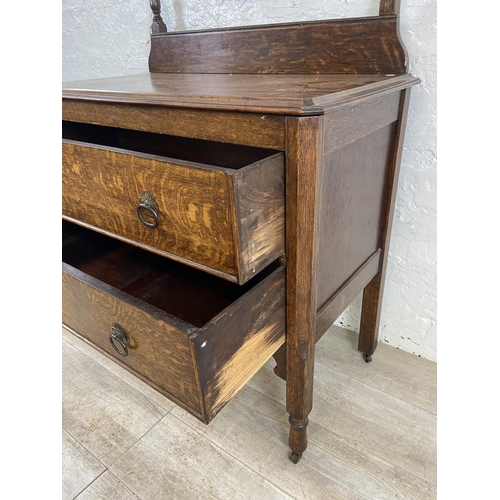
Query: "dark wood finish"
316 250 381 341
380 0 400 16
272 343 287 381
149 0 167 34
315 123 396 311
233 156 285 284
195 269 286 421
62 121 277 168
323 92 400 154
358 89 412 358
148 17 406 75
285 116 323 462
62 265 203 416
62 99 286 149
62 223 286 423
62 73 418 116
62 1 419 462
62 136 284 284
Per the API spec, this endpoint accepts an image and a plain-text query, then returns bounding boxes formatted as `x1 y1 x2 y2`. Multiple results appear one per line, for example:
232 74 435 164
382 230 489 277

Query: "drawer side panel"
234 155 285 283
195 267 286 422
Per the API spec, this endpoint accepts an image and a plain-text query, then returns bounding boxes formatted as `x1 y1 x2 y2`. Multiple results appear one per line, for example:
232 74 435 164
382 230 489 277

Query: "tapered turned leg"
288 416 309 463
287 339 315 463
358 272 384 362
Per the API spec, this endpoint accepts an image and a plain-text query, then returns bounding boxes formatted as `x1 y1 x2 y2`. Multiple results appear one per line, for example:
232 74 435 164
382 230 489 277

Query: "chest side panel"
315 92 402 314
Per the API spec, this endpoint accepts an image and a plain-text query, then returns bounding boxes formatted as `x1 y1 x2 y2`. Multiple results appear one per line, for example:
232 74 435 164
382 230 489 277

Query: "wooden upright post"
285 116 323 463
150 0 167 34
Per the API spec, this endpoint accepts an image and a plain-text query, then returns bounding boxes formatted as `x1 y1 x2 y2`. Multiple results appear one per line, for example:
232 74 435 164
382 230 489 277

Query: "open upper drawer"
62 121 285 284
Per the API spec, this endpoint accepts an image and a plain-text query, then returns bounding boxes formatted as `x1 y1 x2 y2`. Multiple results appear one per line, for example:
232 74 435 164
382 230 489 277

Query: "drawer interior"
62 121 279 169
63 221 278 328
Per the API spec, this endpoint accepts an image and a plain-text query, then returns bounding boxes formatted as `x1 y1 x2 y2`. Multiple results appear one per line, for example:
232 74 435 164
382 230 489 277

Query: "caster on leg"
289 451 302 464
363 353 372 363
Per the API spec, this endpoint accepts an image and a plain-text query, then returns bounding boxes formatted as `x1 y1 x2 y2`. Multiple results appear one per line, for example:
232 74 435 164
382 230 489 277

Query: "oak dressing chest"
62 0 419 463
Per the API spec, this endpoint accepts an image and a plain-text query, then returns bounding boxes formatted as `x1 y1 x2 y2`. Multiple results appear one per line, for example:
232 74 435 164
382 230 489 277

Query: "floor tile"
63 339 167 467
62 429 105 500
63 327 175 412
315 326 437 413
75 470 141 500
173 384 436 500
111 414 293 500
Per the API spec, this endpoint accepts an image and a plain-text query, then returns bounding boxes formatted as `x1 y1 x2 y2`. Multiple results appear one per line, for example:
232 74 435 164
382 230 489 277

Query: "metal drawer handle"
109 323 130 357
137 191 159 228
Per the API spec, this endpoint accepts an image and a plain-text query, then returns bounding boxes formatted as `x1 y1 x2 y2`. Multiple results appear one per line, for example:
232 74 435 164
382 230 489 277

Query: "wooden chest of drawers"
62 0 418 463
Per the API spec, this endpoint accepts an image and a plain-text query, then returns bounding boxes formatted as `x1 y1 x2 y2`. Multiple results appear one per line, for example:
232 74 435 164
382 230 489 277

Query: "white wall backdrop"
62 0 437 361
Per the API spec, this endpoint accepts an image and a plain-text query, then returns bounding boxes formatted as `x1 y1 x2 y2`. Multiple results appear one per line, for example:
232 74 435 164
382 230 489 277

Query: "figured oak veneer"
62 128 284 284
62 0 419 463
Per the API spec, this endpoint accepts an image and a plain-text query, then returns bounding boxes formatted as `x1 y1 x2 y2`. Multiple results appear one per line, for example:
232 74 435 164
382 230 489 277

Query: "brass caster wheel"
289 452 302 464
363 353 372 363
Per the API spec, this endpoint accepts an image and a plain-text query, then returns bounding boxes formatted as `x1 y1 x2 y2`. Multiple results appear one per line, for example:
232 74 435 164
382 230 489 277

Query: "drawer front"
62 140 284 284
62 265 203 417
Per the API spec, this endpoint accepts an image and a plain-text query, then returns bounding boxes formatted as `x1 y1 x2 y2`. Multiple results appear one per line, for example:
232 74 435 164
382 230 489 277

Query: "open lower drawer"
62 221 285 423
62 121 284 284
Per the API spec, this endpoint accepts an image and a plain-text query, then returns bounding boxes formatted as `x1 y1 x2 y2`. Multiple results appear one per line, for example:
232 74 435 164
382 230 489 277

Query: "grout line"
71 469 107 500
105 413 172 470
168 412 297 500
62 428 107 469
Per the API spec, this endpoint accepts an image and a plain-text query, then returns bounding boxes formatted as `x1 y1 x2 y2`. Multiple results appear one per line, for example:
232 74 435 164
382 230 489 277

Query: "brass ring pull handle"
109 323 130 357
137 191 159 228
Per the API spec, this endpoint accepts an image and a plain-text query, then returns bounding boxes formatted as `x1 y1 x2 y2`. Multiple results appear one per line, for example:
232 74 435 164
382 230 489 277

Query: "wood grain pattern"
62 264 203 416
195 266 286 422
63 140 284 283
358 89 412 357
315 250 381 342
62 99 286 149
323 92 400 155
233 156 285 284
315 124 395 311
62 141 235 277
60 0 421 466
285 116 323 460
148 17 406 75
62 73 417 116
63 223 287 424
379 0 400 15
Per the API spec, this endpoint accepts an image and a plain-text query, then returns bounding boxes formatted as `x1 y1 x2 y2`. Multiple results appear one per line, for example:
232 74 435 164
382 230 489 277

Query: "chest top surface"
62 73 417 115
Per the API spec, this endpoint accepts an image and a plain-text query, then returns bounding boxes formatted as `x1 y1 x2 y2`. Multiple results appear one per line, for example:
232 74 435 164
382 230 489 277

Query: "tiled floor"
62 325 437 499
